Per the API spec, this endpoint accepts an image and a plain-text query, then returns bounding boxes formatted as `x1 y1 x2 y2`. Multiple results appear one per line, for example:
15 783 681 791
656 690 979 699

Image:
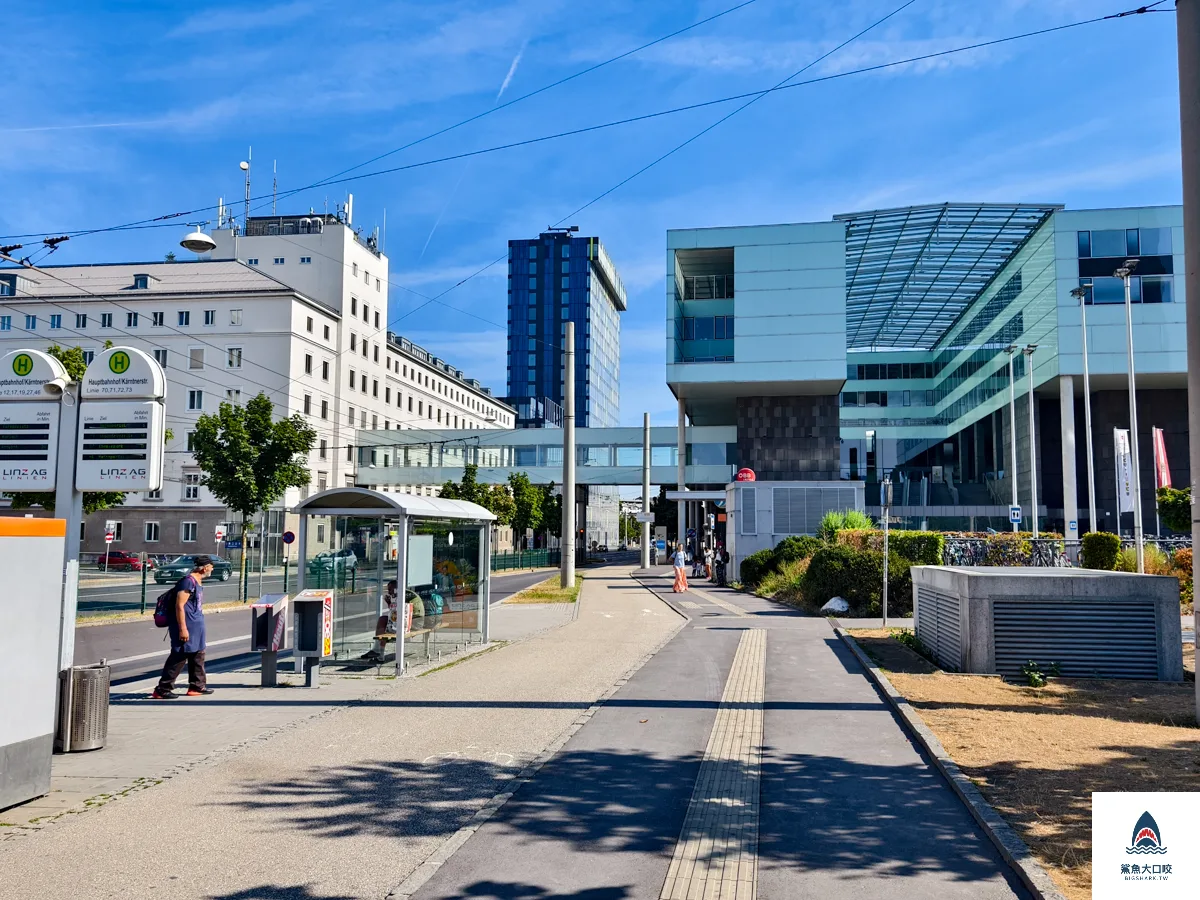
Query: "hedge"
835 529 944 565
803 544 913 617
739 549 777 589
774 535 823 564
1081 531 1120 570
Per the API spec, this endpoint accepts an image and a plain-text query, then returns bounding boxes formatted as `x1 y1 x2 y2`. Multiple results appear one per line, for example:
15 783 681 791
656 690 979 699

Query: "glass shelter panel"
309 516 388 660
402 519 485 666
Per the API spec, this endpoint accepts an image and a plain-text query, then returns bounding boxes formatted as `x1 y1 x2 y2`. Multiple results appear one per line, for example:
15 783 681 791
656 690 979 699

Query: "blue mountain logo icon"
1127 811 1167 855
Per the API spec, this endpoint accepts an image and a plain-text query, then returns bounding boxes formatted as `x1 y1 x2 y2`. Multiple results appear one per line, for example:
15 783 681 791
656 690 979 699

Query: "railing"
942 537 1069 568
491 549 561 572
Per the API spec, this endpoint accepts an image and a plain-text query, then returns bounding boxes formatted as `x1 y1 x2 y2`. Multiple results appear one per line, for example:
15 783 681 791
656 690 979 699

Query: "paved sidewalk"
0 567 680 899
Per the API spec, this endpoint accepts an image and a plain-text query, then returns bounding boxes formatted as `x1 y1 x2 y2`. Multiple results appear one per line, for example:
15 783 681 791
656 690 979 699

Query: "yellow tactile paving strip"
660 628 765 900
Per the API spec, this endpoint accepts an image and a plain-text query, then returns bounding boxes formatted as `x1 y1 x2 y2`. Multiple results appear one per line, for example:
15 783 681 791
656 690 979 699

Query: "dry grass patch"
849 632 1200 900
505 573 583 604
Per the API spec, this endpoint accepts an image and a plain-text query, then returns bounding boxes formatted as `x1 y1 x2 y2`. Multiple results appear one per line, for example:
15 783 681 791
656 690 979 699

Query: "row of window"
1077 227 1172 259
0 308 242 332
1077 275 1174 305
679 315 735 342
840 390 936 408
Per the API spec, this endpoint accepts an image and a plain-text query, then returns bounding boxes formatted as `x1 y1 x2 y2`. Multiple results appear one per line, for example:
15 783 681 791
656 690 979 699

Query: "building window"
373 345 379 363
49 314 61 329
351 297 358 315
385 386 391 403
0 316 11 331
360 373 367 391
153 348 168 367
319 439 327 459
126 312 138 327
324 324 330 340
372 379 378 397
75 313 87 328
178 311 190 326
300 256 312 264
303 394 312 415
152 311 164 327
349 368 356 388
186 431 197 451
247 258 259 266
181 522 198 542
230 309 243 325
146 488 162 500
24 314 36 330
183 473 201 501
226 388 241 403
350 333 357 351
189 347 204 370
100 313 113 328
353 263 359 277
204 309 216 326
321 360 329 380
346 444 354 462
376 277 381 292
304 353 313 375
82 349 95 364
360 410 366 427
348 406 355 425
144 522 160 542
273 257 284 265
364 270 370 285
306 316 314 333
188 389 203 410
133 275 149 290
227 347 242 368
320 399 328 419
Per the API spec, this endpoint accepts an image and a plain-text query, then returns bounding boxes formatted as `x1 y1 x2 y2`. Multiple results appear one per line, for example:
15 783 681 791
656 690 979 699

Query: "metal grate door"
992 600 1158 679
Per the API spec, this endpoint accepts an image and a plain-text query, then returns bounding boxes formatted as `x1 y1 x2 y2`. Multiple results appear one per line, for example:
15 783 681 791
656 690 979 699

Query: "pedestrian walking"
151 555 215 699
672 545 689 593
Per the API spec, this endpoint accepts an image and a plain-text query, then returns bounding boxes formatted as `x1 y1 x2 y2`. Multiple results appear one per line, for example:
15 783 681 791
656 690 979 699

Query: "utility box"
0 517 67 809
292 589 333 687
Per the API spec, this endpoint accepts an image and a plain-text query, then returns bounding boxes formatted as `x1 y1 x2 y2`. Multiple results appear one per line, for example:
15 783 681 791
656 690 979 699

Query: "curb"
833 626 1067 900
385 569 687 899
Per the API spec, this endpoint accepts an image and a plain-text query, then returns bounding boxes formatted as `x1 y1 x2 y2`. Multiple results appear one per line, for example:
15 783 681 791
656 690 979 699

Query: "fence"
941 538 1069 568
491 549 561 572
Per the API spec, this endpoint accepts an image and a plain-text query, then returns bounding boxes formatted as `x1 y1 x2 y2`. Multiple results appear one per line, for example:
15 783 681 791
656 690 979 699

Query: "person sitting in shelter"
362 580 399 662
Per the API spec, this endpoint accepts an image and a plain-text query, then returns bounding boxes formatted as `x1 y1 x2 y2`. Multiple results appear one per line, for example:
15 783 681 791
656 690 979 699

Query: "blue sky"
1 0 1183 425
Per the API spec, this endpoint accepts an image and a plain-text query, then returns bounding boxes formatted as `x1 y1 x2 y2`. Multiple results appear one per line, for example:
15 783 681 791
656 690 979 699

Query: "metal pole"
54 384 83 674
1073 287 1099 533
1025 345 1039 540
641 412 651 570
882 476 891 628
1118 261 1145 573
283 551 289 594
1007 346 1020 533
140 553 148 615
257 511 265 600
561 321 576 589
1175 0 1200 725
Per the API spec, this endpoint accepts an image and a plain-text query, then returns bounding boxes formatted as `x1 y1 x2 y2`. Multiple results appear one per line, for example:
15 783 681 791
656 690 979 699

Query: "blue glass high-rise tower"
506 230 626 428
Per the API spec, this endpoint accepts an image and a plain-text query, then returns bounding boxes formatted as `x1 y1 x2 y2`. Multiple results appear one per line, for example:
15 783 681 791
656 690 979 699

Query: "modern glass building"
668 202 1188 538
506 230 626 428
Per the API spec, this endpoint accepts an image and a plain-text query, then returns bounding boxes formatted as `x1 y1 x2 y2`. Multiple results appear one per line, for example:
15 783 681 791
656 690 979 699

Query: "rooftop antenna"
382 208 387 254
217 197 225 229
272 160 277 215
240 147 251 233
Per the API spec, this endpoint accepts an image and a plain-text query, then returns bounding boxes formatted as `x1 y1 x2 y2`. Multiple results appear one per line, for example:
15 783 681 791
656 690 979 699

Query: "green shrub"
1080 531 1121 570
1114 544 1172 575
889 531 945 566
802 545 913 617
739 549 777 589
774 535 823 564
816 509 874 542
985 533 1032 566
1157 486 1191 533
835 529 875 552
755 558 809 602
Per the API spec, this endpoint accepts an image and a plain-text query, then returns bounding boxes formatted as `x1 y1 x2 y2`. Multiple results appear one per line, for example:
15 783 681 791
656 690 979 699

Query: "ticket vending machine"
292 589 333 687
249 593 289 687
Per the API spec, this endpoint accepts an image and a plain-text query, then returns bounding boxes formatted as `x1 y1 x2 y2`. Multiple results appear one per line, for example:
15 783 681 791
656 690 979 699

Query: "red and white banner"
1152 427 1171 490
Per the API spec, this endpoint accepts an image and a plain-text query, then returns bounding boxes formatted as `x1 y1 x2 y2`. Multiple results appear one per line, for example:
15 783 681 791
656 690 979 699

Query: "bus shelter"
292 487 495 674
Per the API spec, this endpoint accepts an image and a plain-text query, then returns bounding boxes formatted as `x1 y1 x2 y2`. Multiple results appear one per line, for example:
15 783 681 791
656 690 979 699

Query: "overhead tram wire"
0 1 763 244
0 4 1166 244
380 0 1170 324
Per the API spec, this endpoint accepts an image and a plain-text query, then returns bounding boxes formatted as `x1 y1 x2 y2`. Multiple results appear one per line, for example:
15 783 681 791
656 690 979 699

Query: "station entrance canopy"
353 425 736 487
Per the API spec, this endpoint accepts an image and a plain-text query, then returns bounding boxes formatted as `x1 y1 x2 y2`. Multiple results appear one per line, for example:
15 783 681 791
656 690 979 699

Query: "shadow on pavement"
452 882 630 899
215 748 1027 891
204 885 358 900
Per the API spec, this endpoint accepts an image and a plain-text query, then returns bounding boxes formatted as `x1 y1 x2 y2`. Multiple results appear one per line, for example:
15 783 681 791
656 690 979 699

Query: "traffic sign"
225 539 243 550
282 530 296 545
634 512 653 524
81 347 165 400
0 349 68 493
1009 505 1022 524
104 531 114 544
214 525 227 542
74 399 165 491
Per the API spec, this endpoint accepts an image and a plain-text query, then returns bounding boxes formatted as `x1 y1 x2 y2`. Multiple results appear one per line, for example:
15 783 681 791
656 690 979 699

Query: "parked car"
154 554 234 584
307 548 358 575
96 550 153 572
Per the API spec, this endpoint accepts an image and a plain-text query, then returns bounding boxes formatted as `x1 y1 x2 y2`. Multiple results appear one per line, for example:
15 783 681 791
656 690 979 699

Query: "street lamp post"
1023 344 1039 539
1070 286 1099 535
1116 259 1144 573
1006 345 1020 533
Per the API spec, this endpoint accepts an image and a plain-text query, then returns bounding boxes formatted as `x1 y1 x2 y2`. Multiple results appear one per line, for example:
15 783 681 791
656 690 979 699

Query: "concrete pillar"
1060 375 1079 540
676 396 686 548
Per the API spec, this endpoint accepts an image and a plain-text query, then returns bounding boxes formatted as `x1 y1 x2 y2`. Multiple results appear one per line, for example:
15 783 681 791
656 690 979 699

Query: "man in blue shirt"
151 555 215 699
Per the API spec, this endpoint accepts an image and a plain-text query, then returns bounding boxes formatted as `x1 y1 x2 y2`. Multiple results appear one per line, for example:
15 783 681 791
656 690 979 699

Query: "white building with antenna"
0 200 515 559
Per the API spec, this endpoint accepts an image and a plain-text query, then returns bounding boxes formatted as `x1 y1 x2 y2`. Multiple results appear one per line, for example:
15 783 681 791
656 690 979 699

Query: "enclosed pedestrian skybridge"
351 425 737 487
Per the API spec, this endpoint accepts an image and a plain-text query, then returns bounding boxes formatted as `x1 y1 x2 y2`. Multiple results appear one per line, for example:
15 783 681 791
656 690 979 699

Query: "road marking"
660 628 765 900
102 634 253 666
689 588 751 618
678 600 702 609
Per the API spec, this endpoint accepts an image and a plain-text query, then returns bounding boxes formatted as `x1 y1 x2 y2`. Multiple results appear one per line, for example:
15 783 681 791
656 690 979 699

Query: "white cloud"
169 1 321 38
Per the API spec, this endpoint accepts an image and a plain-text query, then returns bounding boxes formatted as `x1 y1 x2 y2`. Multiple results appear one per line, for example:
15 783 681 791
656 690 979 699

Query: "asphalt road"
75 568 557 684
77 569 289 615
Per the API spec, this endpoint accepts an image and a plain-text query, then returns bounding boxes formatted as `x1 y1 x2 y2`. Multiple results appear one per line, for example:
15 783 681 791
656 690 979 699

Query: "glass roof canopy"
834 202 1061 351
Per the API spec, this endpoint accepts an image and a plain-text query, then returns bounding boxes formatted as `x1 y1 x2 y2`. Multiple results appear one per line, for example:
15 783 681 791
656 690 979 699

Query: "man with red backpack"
151 555 215 699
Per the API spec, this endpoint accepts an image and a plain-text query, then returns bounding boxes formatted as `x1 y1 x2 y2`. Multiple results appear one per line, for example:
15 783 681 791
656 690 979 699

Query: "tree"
191 392 316 600
651 484 677 534
508 472 543 547
1157 486 1191 533
4 342 126 514
440 464 515 525
619 511 639 544
540 482 562 540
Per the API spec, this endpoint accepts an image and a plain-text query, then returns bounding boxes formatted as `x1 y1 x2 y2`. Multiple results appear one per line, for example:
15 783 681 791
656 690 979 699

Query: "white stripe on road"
104 635 252 666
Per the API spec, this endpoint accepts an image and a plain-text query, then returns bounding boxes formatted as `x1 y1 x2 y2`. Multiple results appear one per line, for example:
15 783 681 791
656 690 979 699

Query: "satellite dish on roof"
180 224 216 254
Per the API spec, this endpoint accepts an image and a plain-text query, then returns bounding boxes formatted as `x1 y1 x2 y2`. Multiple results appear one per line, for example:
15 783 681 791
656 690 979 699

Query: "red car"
96 550 153 571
